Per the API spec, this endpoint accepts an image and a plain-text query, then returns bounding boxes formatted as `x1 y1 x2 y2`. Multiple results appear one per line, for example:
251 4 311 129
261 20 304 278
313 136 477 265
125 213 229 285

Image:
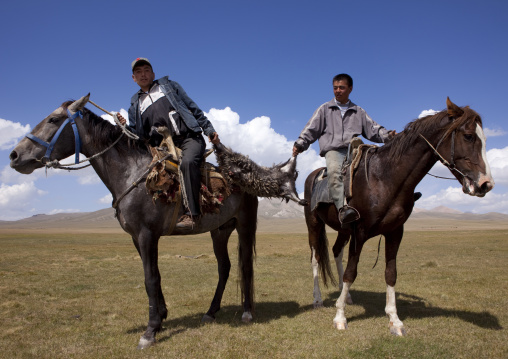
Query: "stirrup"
338 205 360 225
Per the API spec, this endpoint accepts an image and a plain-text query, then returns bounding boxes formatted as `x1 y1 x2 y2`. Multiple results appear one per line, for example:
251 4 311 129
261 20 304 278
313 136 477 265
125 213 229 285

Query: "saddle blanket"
309 168 333 212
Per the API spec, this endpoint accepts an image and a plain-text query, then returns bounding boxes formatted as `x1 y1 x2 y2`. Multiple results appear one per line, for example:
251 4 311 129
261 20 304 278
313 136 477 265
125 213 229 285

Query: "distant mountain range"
1 199 507 233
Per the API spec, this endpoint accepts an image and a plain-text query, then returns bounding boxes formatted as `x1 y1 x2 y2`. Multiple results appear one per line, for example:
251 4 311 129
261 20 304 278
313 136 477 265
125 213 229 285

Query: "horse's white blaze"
476 124 495 188
333 282 351 330
311 247 323 307
385 285 405 335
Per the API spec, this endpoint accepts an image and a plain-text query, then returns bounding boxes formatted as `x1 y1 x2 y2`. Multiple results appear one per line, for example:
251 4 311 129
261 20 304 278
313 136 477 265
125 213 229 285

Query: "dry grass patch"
0 230 506 358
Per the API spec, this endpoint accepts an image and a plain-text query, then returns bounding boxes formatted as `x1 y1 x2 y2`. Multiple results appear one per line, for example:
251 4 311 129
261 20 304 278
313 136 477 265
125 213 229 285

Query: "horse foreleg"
384 226 406 336
333 229 365 330
131 235 167 323
333 281 351 330
236 194 258 323
332 231 353 305
202 218 236 322
136 230 165 349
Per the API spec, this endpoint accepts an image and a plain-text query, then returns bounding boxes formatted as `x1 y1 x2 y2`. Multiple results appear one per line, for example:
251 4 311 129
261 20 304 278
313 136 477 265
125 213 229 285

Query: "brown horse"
304 98 494 335
9 94 301 349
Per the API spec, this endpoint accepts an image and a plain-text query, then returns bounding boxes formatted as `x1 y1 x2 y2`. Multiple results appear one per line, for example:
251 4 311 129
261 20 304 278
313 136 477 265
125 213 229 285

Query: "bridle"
419 129 468 181
25 107 129 171
26 109 83 166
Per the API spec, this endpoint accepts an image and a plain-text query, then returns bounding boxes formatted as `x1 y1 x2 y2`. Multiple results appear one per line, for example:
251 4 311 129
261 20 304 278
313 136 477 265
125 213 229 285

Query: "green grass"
0 229 506 358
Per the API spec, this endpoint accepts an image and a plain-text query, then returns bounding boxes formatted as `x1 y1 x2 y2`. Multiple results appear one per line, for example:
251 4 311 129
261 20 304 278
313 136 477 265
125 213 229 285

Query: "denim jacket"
127 76 216 139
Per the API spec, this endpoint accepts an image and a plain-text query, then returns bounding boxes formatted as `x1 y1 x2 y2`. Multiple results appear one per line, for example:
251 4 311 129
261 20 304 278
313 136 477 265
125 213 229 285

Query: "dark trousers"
174 134 206 216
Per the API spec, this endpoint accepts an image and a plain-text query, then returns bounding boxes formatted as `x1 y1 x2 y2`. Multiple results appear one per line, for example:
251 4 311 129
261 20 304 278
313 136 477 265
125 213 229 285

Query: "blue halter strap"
26 109 82 164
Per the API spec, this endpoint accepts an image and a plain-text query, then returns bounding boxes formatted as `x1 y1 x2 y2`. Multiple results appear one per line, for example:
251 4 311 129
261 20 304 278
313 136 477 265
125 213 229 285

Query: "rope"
45 133 125 170
88 99 139 140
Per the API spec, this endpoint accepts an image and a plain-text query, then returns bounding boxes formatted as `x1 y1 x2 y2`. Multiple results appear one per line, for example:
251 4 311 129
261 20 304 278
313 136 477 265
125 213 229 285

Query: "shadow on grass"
126 300 302 343
126 290 502 343
322 289 503 330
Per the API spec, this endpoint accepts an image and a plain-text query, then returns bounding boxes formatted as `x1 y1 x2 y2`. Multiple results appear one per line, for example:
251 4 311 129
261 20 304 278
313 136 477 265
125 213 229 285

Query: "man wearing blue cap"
118 58 219 229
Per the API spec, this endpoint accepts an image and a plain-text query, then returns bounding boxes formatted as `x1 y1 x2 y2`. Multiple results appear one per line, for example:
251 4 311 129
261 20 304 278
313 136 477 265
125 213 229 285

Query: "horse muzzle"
462 174 495 197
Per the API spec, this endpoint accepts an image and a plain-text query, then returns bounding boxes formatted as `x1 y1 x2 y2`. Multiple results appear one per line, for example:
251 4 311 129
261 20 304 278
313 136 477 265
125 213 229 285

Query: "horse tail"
236 193 258 315
304 168 337 287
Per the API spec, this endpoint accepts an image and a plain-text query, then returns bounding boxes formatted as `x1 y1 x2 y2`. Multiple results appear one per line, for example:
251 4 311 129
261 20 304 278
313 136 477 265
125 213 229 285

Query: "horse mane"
61 101 148 155
386 106 482 161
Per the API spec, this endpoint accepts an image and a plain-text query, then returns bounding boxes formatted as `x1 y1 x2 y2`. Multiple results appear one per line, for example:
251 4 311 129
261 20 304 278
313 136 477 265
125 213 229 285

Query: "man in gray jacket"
293 73 395 224
118 58 219 229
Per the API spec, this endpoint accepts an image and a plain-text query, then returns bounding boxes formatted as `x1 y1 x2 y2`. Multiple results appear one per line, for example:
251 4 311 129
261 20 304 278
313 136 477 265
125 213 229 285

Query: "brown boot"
176 214 200 229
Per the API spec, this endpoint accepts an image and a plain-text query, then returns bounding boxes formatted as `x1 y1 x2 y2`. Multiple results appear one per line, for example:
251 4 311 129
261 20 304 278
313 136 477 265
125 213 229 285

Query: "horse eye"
464 134 474 142
48 117 58 124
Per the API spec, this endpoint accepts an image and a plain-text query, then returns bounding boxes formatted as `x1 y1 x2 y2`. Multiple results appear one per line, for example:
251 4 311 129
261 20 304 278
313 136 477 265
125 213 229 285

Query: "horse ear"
446 97 464 118
68 93 90 114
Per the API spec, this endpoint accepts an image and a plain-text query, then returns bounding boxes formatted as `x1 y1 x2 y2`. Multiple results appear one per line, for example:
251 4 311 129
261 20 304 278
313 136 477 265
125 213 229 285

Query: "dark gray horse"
9 94 302 349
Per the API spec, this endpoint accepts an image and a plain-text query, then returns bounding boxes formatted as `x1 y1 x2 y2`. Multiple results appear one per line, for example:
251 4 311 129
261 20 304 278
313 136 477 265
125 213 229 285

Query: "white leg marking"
385 285 406 336
333 282 351 330
334 247 353 305
241 311 253 323
137 336 155 350
311 247 323 308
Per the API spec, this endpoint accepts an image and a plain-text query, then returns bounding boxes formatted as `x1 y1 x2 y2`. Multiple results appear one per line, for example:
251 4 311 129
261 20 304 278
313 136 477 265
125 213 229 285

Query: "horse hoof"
313 301 324 308
333 320 348 330
137 336 155 350
389 325 406 336
201 314 216 323
346 296 353 305
241 311 253 323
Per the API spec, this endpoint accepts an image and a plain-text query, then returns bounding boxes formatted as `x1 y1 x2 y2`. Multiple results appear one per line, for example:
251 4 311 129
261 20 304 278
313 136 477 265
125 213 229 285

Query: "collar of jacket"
327 99 358 112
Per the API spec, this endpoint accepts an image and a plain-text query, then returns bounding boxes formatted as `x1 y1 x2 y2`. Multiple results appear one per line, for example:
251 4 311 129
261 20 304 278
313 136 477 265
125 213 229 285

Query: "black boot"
413 192 422 202
339 206 360 224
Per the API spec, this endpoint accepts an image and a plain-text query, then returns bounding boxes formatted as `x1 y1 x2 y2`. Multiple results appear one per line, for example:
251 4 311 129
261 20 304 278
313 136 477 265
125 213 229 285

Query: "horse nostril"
9 150 18 161
481 181 493 193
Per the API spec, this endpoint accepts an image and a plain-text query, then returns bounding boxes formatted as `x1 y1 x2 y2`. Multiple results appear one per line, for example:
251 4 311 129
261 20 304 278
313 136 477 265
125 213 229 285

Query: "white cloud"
418 109 438 119
0 118 31 150
100 109 129 125
487 146 508 186
418 186 508 214
99 193 113 204
0 181 47 220
48 209 81 215
483 127 507 137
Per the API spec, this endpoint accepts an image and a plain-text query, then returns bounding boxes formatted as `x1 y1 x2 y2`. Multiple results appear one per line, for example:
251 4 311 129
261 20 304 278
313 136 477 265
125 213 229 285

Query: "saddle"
310 138 377 211
145 127 231 215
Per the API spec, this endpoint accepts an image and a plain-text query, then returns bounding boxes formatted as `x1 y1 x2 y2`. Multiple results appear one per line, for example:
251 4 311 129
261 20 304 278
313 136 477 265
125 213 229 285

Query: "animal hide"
213 142 297 200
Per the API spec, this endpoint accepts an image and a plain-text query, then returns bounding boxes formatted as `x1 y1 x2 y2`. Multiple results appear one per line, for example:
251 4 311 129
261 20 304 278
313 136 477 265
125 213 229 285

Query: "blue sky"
1 0 507 220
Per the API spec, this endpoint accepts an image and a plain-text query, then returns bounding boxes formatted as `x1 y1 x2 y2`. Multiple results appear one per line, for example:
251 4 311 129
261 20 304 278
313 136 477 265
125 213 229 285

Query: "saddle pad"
311 168 334 212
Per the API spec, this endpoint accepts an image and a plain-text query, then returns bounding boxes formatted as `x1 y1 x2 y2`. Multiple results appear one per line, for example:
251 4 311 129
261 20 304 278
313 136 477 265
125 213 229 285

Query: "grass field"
0 228 506 358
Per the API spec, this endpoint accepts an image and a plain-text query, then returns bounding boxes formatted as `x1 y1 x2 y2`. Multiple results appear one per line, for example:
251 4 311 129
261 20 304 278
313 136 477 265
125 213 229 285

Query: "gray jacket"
295 99 390 156
127 76 216 139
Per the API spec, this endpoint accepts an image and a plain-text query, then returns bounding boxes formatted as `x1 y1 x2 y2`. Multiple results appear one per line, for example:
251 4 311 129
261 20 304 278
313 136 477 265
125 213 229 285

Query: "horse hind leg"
202 218 236 323
307 210 335 308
